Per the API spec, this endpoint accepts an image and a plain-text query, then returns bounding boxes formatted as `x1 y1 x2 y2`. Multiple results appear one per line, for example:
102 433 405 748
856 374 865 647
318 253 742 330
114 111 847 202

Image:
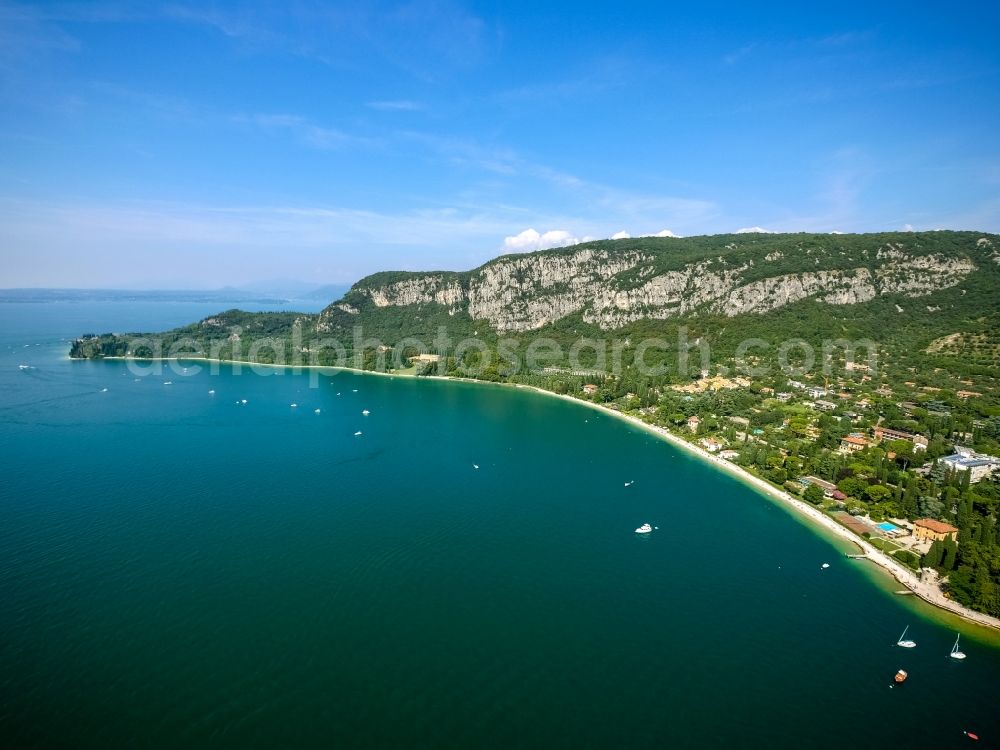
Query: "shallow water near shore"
1 302 999 748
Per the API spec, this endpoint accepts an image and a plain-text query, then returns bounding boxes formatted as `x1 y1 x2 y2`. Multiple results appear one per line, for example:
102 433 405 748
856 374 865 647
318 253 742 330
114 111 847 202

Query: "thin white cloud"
649 229 680 237
235 113 369 149
722 42 757 66
610 230 631 239
902 223 915 231
164 2 492 76
0 197 526 286
366 100 423 111
503 228 581 252
735 226 774 234
396 131 717 232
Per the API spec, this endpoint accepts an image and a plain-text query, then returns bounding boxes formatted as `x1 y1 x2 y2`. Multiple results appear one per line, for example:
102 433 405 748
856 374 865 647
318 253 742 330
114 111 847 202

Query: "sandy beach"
91 355 1000 631
544 392 1000 632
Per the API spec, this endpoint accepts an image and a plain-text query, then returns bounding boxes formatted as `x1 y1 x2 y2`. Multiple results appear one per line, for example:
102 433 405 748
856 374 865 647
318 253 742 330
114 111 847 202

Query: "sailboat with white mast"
896 625 916 648
949 633 966 660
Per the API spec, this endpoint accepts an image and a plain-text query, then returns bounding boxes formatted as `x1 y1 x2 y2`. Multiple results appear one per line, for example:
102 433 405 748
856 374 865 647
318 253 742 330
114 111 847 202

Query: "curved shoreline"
518 387 1000 633
84 355 1000 632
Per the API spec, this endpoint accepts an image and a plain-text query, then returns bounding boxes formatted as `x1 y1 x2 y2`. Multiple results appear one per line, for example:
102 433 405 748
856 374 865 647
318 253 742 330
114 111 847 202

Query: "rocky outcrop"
977 237 999 265
876 256 976 296
467 249 650 330
366 276 465 311
319 236 984 333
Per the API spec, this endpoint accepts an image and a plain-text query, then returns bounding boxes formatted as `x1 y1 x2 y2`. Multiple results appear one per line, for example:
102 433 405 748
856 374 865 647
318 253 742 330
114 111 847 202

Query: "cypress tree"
984 516 996 548
942 539 958 570
923 540 944 569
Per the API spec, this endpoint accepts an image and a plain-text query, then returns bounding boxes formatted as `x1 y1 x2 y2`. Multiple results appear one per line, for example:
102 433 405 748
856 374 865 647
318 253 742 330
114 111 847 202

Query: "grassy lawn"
869 537 903 554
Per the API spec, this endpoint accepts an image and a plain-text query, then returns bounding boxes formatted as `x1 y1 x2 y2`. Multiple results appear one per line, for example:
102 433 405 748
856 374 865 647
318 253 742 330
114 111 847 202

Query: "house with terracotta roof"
872 426 929 452
582 384 599 396
873 425 914 442
686 415 701 433
700 437 723 453
913 518 959 543
799 476 837 495
839 434 869 454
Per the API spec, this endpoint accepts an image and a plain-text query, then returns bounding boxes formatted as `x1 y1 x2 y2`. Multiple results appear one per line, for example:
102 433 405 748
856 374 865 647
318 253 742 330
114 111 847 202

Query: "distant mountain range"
0 284 350 304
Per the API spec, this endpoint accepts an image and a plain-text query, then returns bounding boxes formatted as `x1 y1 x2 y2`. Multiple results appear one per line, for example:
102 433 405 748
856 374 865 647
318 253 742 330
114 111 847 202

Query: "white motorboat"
635 523 653 534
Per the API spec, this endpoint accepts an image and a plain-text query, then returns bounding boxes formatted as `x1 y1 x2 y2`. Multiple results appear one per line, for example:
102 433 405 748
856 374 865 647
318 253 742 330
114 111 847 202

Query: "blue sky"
1 0 999 288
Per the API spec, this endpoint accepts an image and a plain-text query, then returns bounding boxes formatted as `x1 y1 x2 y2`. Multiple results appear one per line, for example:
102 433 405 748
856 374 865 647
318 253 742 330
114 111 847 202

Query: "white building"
937 447 1000 483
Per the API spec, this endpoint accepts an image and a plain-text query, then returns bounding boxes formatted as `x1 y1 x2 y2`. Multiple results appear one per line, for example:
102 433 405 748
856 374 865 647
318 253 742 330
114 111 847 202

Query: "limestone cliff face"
467 249 649 331
318 235 985 333
367 276 465 310
976 236 998 265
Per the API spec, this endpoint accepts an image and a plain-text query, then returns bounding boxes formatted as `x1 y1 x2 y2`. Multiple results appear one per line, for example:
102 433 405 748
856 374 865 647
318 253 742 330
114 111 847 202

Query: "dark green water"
1 303 998 749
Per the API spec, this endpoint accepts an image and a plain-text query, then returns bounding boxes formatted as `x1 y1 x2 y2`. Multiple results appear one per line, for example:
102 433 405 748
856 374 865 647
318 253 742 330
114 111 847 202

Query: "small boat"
821 563 830 569
208 389 215 394
624 480 634 487
314 408 321 414
352 389 358 392
163 381 173 385
290 403 297 408
635 523 653 534
241 399 247 404
897 626 917 649
101 388 108 392
362 409 370 416
354 431 363 436
894 669 908 684
473 464 479 469
18 364 30 370
965 731 979 741
950 634 966 660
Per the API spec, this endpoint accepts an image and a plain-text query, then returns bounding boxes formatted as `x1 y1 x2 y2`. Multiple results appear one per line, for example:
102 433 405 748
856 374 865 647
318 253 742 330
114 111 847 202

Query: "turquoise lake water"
1 302 998 748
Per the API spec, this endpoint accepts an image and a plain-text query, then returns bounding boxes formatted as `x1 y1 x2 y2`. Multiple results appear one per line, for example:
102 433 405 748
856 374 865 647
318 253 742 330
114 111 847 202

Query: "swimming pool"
877 522 900 532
